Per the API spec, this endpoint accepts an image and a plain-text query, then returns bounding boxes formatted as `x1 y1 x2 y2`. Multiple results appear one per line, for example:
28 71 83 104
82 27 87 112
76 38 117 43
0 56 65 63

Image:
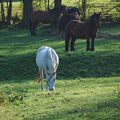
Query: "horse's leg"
65 33 71 52
46 73 50 91
31 21 39 36
50 22 53 30
54 21 57 30
58 28 62 40
32 23 38 35
39 69 44 91
63 30 65 39
91 38 95 51
30 20 36 36
57 25 61 40
70 37 76 51
50 20 56 30
60 30 65 40
86 38 90 51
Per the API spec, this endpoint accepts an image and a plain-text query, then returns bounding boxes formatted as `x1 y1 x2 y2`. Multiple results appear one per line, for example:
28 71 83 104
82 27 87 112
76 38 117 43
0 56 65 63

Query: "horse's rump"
65 20 80 34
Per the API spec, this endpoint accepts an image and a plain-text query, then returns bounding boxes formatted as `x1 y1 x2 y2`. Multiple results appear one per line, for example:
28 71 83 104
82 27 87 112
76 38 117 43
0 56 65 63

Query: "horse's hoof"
31 33 37 36
65 49 69 52
31 34 36 36
71 49 75 51
49 88 55 91
86 48 90 51
91 49 95 51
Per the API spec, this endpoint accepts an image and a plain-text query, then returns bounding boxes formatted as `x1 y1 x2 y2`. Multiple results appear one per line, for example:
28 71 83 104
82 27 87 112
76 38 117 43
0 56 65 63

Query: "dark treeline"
0 0 120 28
0 0 63 28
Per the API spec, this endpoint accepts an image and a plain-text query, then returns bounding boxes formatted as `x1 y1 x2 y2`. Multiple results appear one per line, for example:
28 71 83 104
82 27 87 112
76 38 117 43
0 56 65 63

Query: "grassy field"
0 23 120 120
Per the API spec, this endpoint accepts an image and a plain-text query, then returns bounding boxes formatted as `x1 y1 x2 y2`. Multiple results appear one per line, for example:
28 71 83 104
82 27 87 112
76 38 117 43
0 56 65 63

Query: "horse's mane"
37 46 49 54
87 14 94 22
86 13 101 28
87 13 97 26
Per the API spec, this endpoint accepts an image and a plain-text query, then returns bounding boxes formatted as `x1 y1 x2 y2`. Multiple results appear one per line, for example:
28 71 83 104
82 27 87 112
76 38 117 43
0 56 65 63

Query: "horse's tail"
29 15 32 35
57 14 63 34
65 26 71 52
29 12 37 36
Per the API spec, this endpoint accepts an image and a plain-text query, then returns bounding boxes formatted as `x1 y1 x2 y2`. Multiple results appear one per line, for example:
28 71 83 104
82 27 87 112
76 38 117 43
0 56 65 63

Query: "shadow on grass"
0 53 37 82
0 26 120 82
0 50 120 82
58 51 120 79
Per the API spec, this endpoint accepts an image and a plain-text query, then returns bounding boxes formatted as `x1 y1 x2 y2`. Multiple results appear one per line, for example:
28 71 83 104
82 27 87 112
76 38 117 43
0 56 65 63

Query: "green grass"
101 23 120 34
0 24 120 120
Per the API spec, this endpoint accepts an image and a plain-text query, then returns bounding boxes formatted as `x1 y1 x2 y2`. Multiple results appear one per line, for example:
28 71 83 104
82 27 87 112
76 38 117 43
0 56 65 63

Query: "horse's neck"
86 19 97 31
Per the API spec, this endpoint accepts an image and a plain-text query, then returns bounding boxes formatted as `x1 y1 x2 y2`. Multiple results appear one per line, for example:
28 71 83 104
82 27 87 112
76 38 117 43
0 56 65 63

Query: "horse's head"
59 5 67 14
47 72 56 91
91 12 101 28
49 5 67 15
70 12 80 20
67 6 80 15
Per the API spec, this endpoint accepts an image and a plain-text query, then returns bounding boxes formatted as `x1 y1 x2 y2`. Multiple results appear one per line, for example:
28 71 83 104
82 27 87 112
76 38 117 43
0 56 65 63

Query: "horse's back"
36 46 59 73
31 11 52 23
47 48 59 73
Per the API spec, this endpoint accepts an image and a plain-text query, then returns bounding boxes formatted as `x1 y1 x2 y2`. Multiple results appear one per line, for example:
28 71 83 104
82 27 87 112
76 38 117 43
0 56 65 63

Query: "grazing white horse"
36 46 59 91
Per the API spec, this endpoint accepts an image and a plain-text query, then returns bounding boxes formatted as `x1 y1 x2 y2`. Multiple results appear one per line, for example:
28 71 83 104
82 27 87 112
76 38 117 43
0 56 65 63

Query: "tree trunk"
20 0 33 28
48 0 50 9
82 0 86 20
0 0 5 24
7 0 12 25
54 0 62 8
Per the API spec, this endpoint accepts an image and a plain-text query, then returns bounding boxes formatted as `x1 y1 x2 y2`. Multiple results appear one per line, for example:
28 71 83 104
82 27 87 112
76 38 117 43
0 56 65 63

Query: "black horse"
57 6 80 39
67 6 80 15
57 12 80 39
65 12 101 52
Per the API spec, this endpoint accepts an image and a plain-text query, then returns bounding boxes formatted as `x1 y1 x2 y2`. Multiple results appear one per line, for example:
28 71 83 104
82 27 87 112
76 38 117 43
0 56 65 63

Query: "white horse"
36 46 59 91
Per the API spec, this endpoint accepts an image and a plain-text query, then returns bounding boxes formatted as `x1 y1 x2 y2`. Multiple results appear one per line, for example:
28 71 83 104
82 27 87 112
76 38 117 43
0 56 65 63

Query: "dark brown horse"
65 12 101 52
30 5 67 35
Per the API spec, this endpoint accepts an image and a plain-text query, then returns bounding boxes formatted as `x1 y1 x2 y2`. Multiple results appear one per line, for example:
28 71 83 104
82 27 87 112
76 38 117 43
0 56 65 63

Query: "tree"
6 0 13 25
82 0 86 20
54 0 62 8
20 0 33 28
0 0 5 24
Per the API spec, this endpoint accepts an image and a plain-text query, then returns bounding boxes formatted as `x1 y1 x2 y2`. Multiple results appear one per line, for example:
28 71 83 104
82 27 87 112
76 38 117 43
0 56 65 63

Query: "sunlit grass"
0 77 120 120
0 1 120 119
0 23 120 120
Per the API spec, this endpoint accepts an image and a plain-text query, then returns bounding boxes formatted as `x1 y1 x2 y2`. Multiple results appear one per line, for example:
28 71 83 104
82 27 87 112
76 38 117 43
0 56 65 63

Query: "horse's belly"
75 33 87 39
41 20 51 24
